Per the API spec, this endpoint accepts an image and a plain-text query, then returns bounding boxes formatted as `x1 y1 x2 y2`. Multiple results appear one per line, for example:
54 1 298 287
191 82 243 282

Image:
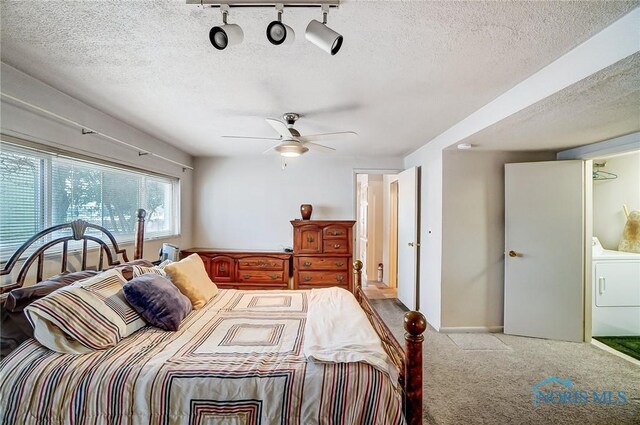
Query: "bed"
0 210 426 425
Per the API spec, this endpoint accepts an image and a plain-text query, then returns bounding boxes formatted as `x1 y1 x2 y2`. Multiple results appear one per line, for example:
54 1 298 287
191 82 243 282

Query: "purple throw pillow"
123 273 192 331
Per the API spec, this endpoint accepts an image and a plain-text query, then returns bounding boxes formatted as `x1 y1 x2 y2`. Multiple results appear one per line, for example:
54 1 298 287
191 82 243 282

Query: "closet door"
504 161 586 342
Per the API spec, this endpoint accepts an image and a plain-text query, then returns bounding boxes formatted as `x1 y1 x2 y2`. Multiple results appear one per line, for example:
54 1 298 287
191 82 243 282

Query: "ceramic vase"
300 204 313 220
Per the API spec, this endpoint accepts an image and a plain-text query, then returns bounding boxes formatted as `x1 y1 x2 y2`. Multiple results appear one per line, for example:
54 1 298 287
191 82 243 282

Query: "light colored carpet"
370 299 640 425
447 333 511 351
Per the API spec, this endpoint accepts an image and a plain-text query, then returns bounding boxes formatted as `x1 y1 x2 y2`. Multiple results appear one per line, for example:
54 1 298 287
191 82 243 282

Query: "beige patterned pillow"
25 269 146 354
131 260 172 278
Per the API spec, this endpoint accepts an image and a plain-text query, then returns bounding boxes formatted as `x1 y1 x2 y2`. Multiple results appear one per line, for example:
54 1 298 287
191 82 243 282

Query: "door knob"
408 242 414 247
508 250 518 257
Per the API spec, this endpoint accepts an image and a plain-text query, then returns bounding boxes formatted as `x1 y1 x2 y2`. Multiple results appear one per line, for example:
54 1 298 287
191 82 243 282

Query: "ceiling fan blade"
266 118 294 139
299 131 358 142
303 142 336 153
262 144 280 154
221 135 282 141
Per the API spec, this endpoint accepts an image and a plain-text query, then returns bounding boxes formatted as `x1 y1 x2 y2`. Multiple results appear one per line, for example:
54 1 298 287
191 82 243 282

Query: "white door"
504 161 585 342
397 166 419 310
356 175 369 282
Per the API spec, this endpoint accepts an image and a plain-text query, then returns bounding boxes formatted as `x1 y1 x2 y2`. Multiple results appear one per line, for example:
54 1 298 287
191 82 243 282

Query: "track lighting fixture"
305 5 342 55
191 1 343 54
209 5 244 50
267 4 295 45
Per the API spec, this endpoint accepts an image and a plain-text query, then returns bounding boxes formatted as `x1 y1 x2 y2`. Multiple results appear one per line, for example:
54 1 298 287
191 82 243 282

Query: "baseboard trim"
427 321 440 332
439 326 504 333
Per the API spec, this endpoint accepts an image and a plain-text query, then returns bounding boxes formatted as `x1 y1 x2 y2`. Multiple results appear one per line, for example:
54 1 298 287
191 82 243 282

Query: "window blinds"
0 140 179 257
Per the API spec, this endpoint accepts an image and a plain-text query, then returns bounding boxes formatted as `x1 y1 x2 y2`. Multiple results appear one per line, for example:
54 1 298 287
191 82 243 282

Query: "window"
0 141 180 256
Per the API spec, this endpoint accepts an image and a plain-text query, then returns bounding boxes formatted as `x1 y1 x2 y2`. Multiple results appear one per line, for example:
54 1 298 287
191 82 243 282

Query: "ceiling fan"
222 113 357 157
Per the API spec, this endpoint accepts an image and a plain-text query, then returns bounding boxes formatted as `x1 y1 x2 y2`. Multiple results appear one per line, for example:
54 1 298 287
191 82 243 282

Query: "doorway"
388 180 399 289
590 150 640 345
354 172 399 299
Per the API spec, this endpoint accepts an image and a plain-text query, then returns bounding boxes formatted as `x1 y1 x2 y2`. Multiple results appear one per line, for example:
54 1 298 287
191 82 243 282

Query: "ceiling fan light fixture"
274 141 309 157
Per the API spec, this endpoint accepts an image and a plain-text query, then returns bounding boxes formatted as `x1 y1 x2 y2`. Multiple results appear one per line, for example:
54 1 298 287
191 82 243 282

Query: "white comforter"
304 287 396 380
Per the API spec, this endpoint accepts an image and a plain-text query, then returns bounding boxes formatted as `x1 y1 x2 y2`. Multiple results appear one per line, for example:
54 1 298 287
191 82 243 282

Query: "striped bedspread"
0 289 405 425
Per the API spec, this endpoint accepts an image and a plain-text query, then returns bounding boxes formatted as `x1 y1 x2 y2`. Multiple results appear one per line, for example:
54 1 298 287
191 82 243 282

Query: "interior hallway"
362 280 397 300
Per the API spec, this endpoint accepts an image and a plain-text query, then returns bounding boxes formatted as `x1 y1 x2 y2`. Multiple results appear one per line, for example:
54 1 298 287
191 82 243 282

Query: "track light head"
210 6 243 50
266 8 294 45
305 8 342 55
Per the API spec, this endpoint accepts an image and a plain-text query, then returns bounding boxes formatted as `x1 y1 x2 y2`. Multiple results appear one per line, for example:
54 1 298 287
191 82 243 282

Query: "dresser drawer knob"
307 236 314 243
303 261 312 267
270 274 279 279
242 274 251 279
335 261 344 267
303 276 312 281
219 265 226 272
332 230 339 236
333 244 341 249
336 275 344 282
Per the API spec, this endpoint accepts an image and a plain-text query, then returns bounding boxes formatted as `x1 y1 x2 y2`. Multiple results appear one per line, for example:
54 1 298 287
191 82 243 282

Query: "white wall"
402 12 636 330
404 144 443 329
193 156 403 250
440 150 556 330
0 63 193 273
592 151 640 250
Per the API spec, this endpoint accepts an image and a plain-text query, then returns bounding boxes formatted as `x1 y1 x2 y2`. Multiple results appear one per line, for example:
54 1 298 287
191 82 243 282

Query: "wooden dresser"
180 249 291 290
291 220 356 291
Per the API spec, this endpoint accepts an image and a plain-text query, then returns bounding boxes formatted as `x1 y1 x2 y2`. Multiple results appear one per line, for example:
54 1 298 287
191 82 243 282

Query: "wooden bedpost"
404 310 427 425
134 209 146 260
353 260 363 300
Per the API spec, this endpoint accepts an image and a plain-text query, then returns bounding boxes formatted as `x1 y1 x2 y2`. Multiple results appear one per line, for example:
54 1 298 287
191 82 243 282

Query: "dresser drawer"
296 257 348 271
297 226 322 253
298 271 348 285
323 225 349 239
237 271 286 284
210 256 234 283
323 239 349 254
237 257 285 271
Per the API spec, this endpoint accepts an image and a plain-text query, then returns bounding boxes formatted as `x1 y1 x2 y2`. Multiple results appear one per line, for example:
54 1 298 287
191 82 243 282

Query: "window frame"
0 136 181 259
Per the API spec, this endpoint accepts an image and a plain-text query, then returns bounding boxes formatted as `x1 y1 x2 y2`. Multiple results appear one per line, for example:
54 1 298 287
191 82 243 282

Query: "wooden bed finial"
404 310 427 425
353 260 363 299
134 209 146 260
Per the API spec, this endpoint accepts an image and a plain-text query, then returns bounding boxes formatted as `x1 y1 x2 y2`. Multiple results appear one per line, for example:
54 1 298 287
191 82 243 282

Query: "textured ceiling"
456 52 640 152
1 1 638 157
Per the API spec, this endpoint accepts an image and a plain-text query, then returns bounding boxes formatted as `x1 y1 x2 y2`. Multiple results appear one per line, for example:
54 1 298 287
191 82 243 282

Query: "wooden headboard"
0 209 147 294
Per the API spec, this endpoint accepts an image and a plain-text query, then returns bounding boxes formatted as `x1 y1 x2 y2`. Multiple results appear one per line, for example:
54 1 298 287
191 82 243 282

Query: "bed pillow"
2 270 100 357
24 269 146 354
108 259 155 281
131 260 172 278
0 305 30 359
164 254 217 309
5 270 100 313
123 273 192 331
